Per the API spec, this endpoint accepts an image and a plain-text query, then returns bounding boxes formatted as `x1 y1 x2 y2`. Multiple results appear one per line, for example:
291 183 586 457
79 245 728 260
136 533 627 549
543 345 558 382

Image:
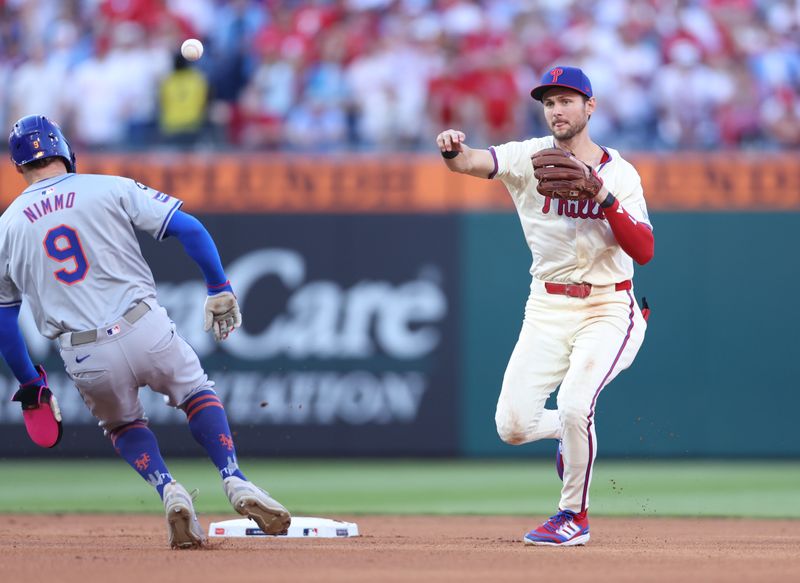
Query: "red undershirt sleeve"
602 197 654 265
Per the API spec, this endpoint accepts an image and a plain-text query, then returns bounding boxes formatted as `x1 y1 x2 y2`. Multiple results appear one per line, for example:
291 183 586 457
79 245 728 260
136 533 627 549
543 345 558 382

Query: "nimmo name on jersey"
23 191 76 223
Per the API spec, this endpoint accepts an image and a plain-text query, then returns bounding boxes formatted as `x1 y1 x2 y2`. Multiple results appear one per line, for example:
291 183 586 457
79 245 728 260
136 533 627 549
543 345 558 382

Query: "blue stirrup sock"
109 421 173 499
182 389 246 481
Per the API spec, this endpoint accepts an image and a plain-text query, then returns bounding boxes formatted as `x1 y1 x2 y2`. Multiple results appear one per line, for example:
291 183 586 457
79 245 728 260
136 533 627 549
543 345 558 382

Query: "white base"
208 516 359 538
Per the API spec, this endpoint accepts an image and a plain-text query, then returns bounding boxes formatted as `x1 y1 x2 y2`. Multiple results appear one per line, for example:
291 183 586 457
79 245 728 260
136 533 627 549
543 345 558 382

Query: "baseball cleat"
523 509 590 546
556 439 564 481
223 476 291 535
163 481 207 549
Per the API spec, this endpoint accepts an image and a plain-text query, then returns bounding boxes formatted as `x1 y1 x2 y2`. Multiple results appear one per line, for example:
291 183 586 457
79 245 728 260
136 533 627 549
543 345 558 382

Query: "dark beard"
551 116 588 141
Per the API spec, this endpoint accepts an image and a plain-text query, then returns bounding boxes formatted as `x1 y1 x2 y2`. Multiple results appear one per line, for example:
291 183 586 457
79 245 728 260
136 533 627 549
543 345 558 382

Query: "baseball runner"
436 66 654 546
0 115 291 549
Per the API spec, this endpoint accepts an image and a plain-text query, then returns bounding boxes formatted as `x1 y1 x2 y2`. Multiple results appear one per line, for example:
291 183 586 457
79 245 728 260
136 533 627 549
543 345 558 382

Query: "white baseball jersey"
490 136 651 285
0 173 182 338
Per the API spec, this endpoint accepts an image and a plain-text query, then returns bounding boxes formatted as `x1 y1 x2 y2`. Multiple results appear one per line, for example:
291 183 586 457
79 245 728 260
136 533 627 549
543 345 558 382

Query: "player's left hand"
12 365 63 448
204 291 242 341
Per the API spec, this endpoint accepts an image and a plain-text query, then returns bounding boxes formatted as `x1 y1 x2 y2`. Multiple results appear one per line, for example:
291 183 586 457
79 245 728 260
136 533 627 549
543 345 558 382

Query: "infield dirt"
1 514 798 582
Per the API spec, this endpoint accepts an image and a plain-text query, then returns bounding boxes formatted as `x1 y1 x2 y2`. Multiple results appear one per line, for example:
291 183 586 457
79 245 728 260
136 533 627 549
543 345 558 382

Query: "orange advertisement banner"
1 153 798 212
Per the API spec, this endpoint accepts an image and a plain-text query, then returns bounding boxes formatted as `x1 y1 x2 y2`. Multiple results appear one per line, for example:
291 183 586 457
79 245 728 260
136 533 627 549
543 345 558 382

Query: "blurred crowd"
1 0 799 153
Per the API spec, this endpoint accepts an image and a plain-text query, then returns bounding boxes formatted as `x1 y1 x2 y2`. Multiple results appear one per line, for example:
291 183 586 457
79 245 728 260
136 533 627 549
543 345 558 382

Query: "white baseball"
181 38 203 61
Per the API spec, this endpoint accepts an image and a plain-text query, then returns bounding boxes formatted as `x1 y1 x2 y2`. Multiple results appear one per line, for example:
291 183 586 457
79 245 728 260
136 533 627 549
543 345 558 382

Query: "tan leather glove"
203 291 242 341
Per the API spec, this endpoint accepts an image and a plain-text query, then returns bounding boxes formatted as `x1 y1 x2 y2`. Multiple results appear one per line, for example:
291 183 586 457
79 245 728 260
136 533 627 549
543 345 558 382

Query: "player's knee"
497 426 528 445
495 412 529 445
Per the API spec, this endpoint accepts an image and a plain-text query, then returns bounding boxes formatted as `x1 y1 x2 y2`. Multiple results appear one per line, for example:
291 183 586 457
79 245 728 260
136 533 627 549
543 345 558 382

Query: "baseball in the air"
181 38 203 61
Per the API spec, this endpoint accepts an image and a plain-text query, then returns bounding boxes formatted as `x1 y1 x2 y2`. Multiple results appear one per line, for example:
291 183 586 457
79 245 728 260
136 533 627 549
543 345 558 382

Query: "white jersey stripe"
156 199 184 240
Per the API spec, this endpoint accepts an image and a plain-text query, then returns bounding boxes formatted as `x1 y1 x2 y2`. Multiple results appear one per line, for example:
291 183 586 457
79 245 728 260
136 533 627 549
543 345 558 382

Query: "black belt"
68 302 151 346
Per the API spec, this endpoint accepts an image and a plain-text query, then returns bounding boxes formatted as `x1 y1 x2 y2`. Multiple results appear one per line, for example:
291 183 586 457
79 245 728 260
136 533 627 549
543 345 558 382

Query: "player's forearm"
442 146 496 178
442 144 475 173
0 306 41 385
436 129 495 178
599 194 654 265
164 211 233 294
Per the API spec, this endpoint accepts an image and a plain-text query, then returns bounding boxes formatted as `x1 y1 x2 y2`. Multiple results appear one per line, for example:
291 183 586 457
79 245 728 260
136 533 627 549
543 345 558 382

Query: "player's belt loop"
614 280 632 292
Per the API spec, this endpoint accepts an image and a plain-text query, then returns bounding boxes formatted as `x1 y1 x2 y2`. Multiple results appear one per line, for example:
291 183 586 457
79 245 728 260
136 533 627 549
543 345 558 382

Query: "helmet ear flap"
64 136 77 173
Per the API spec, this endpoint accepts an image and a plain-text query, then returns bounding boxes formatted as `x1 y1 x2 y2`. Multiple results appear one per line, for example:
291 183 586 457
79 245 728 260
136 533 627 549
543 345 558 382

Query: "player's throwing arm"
435 129 496 178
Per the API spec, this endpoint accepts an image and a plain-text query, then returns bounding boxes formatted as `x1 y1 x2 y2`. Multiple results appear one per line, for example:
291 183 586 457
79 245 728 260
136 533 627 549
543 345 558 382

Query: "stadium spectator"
760 85 800 148
233 37 299 149
651 39 735 148
108 22 172 145
159 52 209 146
63 39 130 147
285 95 348 151
6 43 68 126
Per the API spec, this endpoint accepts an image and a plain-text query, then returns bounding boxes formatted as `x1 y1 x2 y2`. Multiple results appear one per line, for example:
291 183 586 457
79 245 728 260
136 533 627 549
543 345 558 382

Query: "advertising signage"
0 214 460 456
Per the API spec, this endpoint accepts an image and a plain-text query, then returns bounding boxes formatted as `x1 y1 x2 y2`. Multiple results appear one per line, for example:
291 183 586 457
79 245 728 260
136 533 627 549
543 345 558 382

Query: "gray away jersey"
0 173 182 338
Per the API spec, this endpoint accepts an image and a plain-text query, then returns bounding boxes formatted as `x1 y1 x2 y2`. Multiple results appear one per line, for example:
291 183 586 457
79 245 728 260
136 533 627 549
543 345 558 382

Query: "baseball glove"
531 148 603 201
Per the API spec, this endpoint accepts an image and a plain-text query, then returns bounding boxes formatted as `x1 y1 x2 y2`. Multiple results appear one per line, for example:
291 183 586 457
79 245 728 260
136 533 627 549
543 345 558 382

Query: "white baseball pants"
495 281 647 512
58 299 213 432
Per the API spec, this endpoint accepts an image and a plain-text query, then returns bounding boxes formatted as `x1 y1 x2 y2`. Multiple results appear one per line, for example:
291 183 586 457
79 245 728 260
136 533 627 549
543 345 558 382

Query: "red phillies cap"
531 66 593 101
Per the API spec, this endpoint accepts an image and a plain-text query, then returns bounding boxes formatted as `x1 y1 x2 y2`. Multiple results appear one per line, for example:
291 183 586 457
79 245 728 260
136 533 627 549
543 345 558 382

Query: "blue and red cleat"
556 439 564 481
523 509 590 546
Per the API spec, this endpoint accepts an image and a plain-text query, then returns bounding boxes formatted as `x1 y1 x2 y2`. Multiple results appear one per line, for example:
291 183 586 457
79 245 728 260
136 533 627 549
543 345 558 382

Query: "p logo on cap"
531 66 593 102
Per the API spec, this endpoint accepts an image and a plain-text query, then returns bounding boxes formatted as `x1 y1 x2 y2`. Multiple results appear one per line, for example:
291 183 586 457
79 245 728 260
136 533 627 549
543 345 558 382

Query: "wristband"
207 280 234 295
599 193 617 208
441 150 460 159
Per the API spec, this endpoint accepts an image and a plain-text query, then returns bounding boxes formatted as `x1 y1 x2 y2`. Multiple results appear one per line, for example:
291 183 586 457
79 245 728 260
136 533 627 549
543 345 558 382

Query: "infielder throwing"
436 66 653 546
0 115 291 549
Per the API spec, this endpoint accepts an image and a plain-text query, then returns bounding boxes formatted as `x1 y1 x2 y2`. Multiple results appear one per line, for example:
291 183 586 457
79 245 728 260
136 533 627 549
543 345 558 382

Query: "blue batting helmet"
9 115 76 173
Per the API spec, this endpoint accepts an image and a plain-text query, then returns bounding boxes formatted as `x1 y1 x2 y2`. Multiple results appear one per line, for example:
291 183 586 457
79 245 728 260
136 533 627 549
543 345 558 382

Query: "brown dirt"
2 514 799 583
